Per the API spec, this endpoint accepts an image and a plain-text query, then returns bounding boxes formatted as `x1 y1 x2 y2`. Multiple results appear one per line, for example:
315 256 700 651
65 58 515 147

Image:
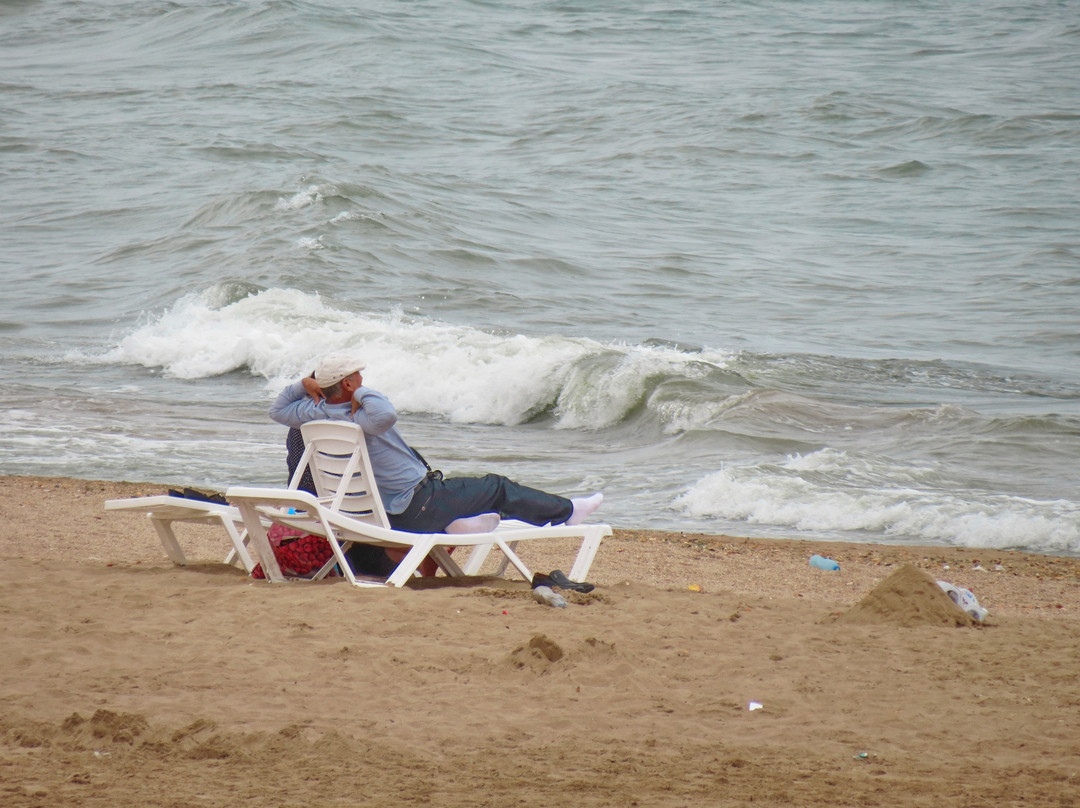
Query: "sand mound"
835 564 976 627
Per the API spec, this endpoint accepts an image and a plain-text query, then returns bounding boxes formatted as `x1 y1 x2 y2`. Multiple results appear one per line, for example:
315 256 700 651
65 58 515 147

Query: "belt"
396 470 442 522
412 469 442 494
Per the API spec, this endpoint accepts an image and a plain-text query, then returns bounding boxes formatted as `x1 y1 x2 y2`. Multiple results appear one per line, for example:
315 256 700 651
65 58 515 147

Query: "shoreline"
3 474 1078 618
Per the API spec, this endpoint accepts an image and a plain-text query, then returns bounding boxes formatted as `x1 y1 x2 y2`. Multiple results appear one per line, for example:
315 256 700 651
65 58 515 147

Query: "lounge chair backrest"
291 421 390 528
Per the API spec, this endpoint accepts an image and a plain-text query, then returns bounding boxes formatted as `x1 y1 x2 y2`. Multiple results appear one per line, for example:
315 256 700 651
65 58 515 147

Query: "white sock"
566 492 603 526
444 512 500 534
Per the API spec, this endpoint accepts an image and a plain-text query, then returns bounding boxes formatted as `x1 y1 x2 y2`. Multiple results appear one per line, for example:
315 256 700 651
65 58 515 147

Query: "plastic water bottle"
532 585 568 608
809 554 840 571
937 581 988 621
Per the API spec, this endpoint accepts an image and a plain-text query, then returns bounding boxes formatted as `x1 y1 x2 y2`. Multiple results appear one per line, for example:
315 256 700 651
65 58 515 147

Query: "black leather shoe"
531 572 555 590
548 569 595 593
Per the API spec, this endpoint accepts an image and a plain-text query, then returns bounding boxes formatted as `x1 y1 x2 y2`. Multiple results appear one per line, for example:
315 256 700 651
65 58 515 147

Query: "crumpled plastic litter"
937 580 988 621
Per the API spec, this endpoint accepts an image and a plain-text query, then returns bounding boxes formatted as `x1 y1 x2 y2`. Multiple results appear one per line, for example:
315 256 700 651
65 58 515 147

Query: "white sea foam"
86 287 734 429
330 210 384 223
275 184 327 211
677 449 1080 554
91 288 337 381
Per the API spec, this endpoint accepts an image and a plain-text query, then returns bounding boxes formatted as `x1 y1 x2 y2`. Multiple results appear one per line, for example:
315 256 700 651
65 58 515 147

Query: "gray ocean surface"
2 0 1079 554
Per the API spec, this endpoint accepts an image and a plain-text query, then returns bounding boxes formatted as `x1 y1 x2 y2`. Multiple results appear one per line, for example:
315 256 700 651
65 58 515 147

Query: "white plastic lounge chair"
103 435 330 574
103 494 258 573
227 420 610 588
104 421 367 573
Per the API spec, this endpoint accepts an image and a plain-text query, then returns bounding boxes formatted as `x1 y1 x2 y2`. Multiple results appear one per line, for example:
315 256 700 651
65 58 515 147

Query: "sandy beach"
2 474 1079 807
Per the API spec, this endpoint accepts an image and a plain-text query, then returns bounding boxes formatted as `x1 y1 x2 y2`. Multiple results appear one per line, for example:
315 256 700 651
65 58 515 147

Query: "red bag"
251 524 335 579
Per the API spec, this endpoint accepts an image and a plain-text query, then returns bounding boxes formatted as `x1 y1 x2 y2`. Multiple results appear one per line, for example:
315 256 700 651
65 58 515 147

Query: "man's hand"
302 376 325 402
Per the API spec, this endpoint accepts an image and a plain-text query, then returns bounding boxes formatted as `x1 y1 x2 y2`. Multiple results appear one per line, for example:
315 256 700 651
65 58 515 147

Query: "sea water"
2 1 1079 554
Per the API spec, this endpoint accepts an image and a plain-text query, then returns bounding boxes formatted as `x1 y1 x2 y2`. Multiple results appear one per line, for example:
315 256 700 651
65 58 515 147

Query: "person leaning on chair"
269 353 604 574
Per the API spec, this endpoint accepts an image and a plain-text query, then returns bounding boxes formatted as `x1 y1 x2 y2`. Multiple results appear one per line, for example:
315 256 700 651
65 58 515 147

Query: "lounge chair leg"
149 518 187 566
491 540 520 577
234 502 285 582
218 517 256 573
568 528 603 581
386 539 438 587
429 546 465 578
461 544 492 575
495 540 533 583
323 531 356 585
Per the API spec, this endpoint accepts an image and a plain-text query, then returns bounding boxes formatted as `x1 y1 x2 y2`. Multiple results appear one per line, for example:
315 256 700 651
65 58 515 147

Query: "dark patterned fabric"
285 428 316 494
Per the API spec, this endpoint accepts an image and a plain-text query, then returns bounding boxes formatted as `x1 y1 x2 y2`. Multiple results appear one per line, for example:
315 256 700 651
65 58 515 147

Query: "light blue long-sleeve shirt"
269 381 427 514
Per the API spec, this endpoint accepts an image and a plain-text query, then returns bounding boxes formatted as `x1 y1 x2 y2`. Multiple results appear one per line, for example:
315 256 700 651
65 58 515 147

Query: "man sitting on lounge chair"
270 354 603 573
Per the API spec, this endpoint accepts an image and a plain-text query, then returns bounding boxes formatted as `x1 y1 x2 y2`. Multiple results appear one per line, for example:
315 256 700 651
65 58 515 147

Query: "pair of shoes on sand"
531 569 595 594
